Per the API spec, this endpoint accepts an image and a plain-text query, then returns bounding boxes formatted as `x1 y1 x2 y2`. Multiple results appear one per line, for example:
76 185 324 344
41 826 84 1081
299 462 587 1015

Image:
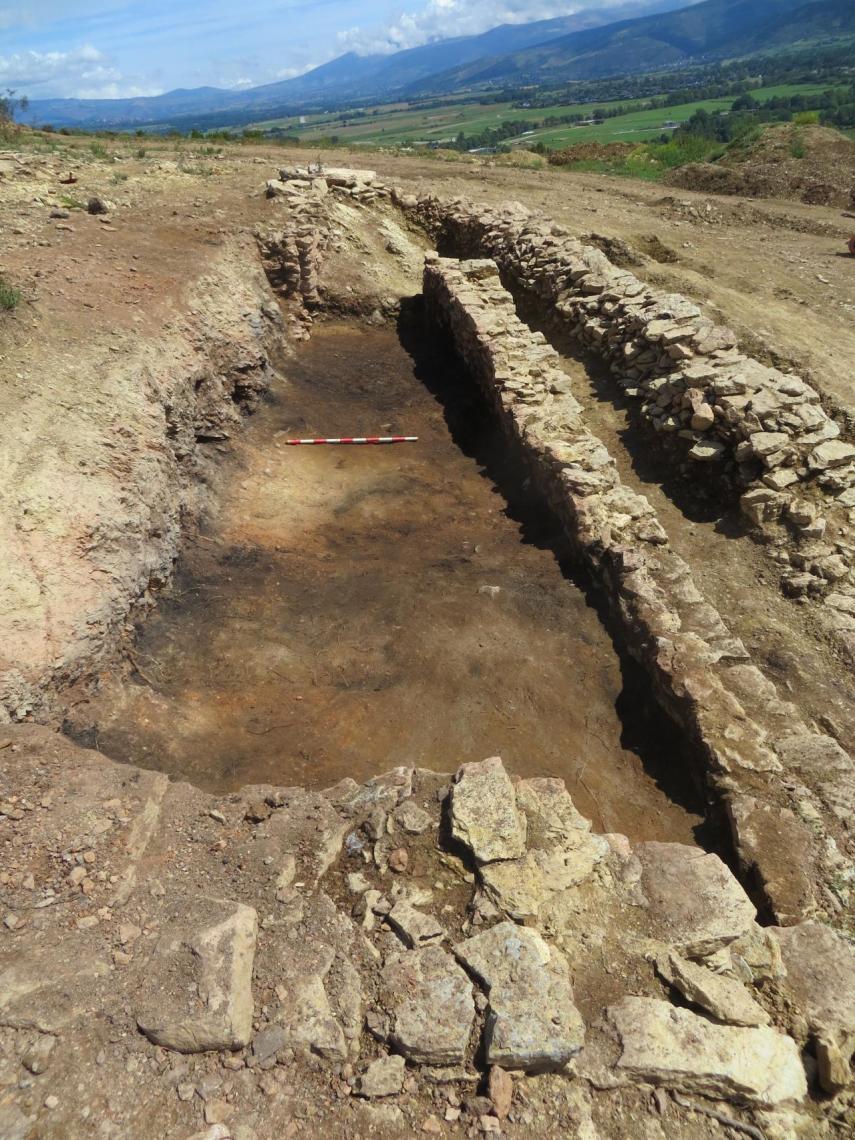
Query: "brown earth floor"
2 134 853 830
67 316 705 846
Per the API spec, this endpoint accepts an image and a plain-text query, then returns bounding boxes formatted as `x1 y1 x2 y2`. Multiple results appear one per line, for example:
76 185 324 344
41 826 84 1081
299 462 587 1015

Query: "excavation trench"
66 305 711 848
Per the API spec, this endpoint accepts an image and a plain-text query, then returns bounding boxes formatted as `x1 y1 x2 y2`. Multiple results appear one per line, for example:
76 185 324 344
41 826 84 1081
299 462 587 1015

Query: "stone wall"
422 252 854 932
397 191 855 665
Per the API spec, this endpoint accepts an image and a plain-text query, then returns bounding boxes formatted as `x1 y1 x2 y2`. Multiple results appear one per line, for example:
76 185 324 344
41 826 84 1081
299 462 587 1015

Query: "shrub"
0 276 22 311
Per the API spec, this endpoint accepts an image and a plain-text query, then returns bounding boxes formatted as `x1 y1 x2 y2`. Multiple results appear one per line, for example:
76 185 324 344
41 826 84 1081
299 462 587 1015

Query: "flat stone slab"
275 941 346 1061
635 842 755 956
479 838 606 923
356 1054 406 1098
770 922 855 1055
386 899 445 948
381 946 475 1066
136 895 257 1053
450 756 526 865
270 894 360 1062
656 950 770 1027
609 996 807 1107
454 921 583 1072
0 933 112 1033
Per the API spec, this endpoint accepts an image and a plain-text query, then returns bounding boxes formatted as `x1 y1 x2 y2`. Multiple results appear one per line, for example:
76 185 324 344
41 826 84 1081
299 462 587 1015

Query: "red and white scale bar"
284 435 418 445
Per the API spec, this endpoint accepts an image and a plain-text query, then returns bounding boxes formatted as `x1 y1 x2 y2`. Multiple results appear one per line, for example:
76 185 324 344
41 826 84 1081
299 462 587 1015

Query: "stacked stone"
423 253 854 934
396 190 855 663
270 166 391 205
6 730 855 1135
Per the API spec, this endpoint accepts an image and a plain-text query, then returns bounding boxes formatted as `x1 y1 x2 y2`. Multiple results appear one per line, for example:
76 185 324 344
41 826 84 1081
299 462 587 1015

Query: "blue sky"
0 1 666 100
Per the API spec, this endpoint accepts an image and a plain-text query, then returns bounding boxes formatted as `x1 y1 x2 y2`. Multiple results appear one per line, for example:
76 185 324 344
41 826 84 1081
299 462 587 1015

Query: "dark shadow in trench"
396 295 727 859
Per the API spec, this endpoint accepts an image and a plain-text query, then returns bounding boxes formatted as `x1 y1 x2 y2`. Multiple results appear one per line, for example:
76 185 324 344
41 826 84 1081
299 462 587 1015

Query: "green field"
249 81 847 150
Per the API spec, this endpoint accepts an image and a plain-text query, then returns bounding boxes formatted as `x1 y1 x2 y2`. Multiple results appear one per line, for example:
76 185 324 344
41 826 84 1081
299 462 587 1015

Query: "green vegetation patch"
0 276 22 311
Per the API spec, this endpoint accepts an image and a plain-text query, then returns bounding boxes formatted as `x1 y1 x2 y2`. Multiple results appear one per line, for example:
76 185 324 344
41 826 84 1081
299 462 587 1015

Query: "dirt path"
68 314 704 845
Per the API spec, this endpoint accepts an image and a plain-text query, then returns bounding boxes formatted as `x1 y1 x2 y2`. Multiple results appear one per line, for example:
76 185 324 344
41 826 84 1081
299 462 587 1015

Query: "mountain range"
20 0 855 131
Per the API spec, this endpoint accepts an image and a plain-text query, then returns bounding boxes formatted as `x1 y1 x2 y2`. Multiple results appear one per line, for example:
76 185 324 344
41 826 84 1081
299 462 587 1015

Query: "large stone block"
455 922 583 1071
136 895 257 1052
609 997 806 1106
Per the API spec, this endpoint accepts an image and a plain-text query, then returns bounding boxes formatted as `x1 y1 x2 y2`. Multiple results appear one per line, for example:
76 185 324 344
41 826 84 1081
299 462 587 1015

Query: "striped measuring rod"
283 436 418 445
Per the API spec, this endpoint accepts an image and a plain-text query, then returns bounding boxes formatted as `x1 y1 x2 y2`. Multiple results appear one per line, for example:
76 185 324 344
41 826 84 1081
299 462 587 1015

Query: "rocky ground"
1 136 854 1137
2 732 853 1140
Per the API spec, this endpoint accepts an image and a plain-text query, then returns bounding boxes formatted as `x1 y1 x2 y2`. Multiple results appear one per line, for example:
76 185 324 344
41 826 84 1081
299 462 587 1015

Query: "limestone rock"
726 798 815 925
386 899 445 948
515 777 592 846
0 933 112 1033
656 950 770 1026
395 800 432 835
356 1053 406 1098
450 756 526 864
479 835 606 924
770 922 855 1091
808 440 855 470
275 941 347 1061
609 996 807 1106
635 842 755 957
136 896 257 1052
381 947 475 1066
454 922 583 1071
488 1065 513 1120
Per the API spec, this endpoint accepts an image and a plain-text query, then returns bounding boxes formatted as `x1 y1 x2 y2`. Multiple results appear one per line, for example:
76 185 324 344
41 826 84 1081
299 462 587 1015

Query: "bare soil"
667 123 855 210
67 315 704 845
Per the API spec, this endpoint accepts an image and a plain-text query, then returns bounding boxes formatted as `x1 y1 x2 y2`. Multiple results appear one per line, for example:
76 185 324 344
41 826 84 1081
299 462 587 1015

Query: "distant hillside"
20 0 854 131
19 0 691 129
414 0 850 92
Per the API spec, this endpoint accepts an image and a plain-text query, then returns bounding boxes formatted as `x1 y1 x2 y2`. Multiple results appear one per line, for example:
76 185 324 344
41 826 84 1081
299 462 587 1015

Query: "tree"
0 89 29 125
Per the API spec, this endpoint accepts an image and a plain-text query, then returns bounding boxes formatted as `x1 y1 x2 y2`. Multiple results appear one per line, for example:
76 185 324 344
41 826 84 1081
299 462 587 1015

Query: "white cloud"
276 63 319 80
0 44 162 99
228 76 255 88
337 1 589 55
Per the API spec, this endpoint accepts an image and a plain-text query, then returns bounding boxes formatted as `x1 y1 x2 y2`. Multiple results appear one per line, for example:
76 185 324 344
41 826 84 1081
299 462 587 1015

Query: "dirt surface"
3 132 855 428
67 317 703 846
667 123 855 210
2 134 855 1140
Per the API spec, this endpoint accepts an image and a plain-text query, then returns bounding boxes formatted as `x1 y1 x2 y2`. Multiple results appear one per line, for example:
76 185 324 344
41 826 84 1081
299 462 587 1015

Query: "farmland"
249 82 847 150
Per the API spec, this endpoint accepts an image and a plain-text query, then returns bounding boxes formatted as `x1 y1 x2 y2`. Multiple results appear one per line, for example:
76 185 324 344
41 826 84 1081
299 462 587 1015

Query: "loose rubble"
1 727 850 1137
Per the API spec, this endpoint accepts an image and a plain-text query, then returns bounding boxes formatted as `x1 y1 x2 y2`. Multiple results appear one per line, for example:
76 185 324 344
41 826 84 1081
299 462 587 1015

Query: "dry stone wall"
2 729 851 1138
422 253 854 934
396 191 855 666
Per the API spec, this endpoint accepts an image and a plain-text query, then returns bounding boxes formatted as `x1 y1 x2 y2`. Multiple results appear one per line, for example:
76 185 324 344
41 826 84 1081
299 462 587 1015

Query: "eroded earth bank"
1 154 854 1140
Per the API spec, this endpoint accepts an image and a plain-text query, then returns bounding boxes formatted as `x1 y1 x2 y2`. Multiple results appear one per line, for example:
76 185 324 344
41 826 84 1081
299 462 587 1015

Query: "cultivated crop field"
250 82 847 149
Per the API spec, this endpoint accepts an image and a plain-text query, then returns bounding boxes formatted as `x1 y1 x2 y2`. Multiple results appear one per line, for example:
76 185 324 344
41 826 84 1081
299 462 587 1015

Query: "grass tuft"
0 276 22 311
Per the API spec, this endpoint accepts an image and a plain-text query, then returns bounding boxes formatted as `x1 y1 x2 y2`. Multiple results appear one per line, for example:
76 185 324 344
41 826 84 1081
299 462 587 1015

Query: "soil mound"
548 141 636 165
665 123 855 208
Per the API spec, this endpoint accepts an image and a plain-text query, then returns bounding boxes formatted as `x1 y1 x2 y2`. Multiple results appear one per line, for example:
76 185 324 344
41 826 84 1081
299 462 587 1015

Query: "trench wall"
0 235 280 723
397 191 855 667
423 252 854 930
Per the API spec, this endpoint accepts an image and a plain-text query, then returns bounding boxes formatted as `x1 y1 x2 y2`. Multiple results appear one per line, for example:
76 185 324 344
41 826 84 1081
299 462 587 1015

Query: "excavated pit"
65 308 709 847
